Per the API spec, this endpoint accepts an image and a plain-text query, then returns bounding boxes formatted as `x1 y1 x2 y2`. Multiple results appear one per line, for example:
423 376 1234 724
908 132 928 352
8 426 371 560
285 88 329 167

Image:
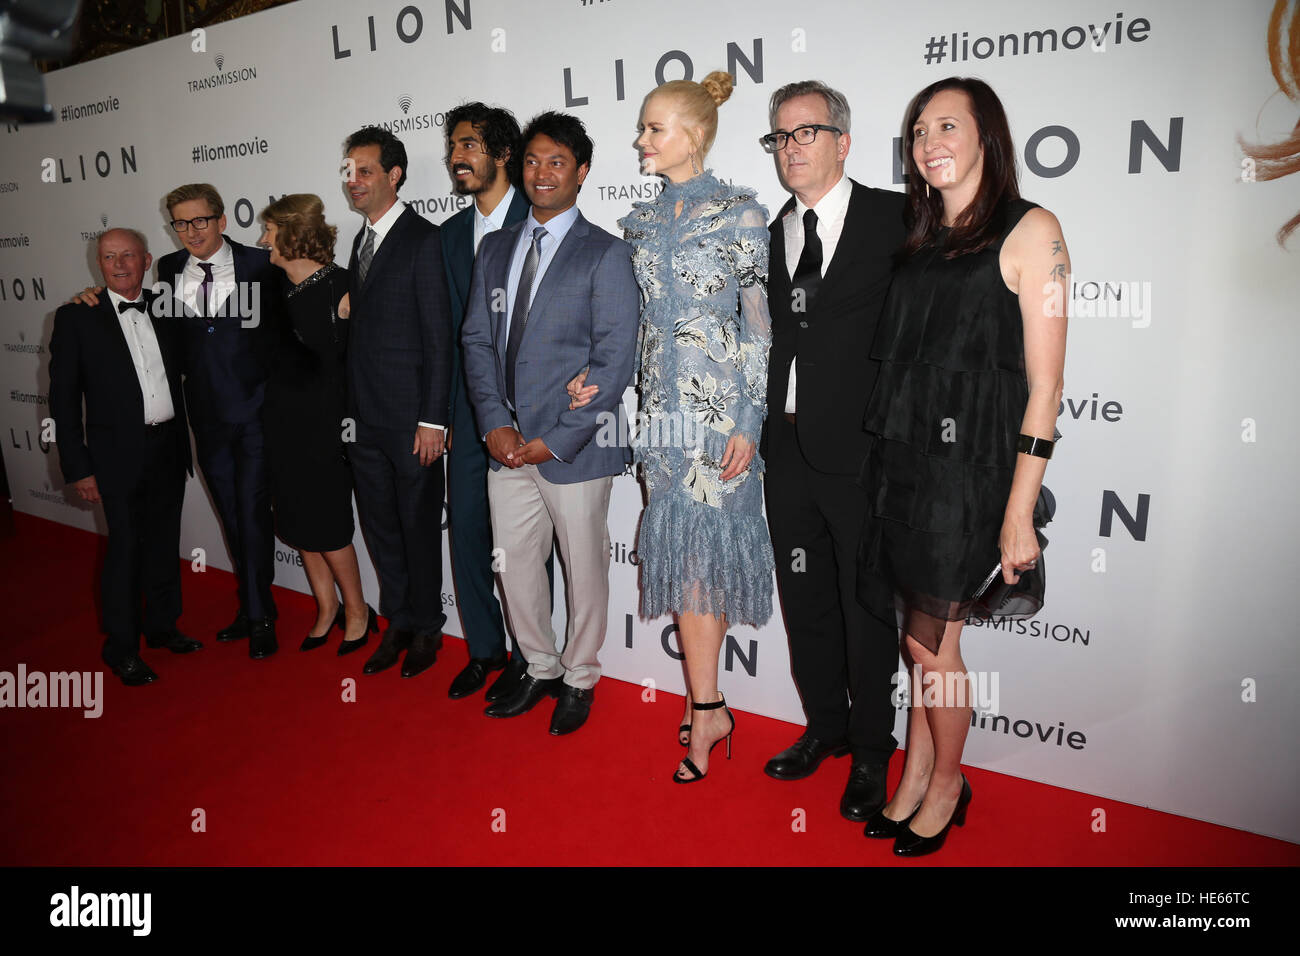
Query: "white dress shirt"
363 197 406 254
473 184 516 254
179 236 235 316
108 288 175 424
504 203 579 341
781 172 853 414
362 200 445 433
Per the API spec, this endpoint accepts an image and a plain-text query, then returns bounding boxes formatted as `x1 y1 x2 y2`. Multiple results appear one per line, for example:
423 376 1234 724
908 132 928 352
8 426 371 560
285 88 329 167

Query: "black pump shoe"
864 802 921 839
300 606 344 652
337 606 378 656
893 776 972 856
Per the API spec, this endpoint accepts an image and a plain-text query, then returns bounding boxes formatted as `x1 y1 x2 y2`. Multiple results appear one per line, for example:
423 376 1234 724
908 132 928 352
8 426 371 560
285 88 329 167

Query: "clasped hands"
486 426 551 467
564 368 755 481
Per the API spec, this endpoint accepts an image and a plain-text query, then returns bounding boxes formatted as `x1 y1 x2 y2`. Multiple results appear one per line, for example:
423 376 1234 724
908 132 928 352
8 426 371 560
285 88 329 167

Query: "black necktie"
117 300 146 314
791 209 822 312
505 226 547 410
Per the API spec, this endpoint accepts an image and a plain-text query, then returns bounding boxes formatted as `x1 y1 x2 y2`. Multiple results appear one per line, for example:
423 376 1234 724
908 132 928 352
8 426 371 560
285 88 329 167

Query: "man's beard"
451 159 498 196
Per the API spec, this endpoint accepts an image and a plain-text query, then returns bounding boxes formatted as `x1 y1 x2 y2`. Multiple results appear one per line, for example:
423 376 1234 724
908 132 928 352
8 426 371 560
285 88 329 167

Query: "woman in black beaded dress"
856 79 1069 855
259 194 376 654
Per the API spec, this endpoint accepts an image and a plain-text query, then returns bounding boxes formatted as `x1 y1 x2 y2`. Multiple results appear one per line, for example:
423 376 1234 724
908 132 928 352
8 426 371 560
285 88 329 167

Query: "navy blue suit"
156 236 280 623
346 204 453 634
441 189 554 660
49 290 192 664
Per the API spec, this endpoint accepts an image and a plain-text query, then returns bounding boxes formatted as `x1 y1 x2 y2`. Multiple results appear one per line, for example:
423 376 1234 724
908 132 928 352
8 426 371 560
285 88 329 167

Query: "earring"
690 153 701 175
925 181 931 199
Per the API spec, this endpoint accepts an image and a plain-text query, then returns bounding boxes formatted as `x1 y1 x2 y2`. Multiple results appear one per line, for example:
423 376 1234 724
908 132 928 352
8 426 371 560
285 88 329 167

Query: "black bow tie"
117 299 146 314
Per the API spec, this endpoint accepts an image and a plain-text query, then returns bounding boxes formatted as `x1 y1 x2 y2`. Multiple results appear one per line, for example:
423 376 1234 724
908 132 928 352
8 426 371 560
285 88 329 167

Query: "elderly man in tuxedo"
73 185 282 658
461 111 639 735
343 125 453 679
50 228 197 685
760 80 906 822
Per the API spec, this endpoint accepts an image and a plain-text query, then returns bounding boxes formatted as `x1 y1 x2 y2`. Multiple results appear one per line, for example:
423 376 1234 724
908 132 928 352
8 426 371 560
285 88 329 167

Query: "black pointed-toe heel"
672 695 735 784
863 801 920 839
892 776 972 856
338 605 378 656
300 606 344 652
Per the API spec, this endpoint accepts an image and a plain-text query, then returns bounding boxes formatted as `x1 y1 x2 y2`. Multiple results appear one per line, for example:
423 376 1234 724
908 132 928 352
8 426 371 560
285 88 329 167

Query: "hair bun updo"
700 70 734 107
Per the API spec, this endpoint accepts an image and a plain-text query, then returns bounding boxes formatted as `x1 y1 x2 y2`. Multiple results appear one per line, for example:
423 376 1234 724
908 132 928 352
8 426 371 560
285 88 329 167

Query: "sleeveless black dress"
264 263 354 553
857 198 1045 653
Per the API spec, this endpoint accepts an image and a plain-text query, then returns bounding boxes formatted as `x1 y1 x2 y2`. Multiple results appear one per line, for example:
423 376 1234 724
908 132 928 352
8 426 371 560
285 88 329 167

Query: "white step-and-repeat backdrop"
1 0 1297 843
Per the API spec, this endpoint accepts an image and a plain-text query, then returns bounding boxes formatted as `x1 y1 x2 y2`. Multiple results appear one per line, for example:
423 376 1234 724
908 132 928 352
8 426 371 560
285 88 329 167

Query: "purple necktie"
198 262 214 320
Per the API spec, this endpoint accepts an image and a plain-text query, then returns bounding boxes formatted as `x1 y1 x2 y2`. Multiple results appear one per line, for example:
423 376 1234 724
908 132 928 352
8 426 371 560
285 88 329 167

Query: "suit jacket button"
799 321 809 328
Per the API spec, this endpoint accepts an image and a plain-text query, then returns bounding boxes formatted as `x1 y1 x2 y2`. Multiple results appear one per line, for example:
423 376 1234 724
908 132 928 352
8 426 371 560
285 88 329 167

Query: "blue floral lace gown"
618 171 775 626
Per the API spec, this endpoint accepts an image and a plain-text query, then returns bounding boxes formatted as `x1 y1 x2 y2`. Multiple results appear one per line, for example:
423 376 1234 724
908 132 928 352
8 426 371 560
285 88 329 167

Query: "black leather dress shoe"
145 628 203 654
110 655 159 686
400 631 442 678
216 612 250 643
449 652 507 699
248 619 278 659
840 761 889 821
362 627 413 675
484 653 528 703
484 674 560 718
549 684 594 735
763 733 851 780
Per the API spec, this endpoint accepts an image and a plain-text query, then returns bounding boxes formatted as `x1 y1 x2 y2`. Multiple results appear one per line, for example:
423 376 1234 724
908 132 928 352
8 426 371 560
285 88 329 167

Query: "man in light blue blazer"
461 111 639 736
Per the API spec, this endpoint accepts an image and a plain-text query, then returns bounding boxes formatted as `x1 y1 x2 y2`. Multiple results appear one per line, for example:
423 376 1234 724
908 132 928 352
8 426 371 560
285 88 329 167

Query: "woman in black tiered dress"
259 194 376 653
857 78 1069 855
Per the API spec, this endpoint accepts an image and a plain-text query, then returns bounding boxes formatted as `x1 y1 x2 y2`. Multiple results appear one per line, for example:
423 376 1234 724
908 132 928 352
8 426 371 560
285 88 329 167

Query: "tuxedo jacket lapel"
99 297 146 413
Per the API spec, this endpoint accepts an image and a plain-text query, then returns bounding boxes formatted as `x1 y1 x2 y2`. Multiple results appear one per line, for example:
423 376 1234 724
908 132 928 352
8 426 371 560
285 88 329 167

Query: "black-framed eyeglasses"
170 215 219 232
759 124 842 153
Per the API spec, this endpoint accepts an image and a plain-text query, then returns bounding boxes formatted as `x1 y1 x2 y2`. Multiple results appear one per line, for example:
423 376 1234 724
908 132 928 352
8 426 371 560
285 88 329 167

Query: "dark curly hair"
445 102 522 187
343 125 409 192
259 193 337 265
520 111 593 171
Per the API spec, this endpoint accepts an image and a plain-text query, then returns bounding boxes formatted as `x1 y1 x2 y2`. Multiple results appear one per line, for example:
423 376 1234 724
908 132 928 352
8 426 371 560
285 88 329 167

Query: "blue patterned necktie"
505 225 547 409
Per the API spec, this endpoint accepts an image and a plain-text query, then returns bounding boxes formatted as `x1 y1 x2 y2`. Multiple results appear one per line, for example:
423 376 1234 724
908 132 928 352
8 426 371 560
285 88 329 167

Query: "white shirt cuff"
418 422 446 431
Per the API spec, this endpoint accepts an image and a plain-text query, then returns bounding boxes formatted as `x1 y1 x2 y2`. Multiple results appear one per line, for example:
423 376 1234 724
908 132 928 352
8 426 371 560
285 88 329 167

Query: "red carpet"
2 511 1296 867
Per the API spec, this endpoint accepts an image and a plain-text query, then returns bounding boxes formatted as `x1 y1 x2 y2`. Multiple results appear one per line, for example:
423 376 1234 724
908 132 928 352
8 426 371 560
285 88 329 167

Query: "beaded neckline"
287 261 339 298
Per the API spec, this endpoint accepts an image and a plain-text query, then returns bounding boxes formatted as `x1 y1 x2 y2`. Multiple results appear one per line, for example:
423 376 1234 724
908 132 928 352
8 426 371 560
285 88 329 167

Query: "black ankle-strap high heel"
673 695 735 784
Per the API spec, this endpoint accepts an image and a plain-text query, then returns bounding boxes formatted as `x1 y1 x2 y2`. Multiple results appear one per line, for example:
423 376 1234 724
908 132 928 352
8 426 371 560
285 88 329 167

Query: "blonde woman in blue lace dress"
571 71 774 782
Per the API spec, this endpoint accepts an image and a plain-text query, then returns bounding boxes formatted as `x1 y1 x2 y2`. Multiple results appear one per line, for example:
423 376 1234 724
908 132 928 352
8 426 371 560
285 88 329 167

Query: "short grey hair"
768 80 852 134
97 227 150 254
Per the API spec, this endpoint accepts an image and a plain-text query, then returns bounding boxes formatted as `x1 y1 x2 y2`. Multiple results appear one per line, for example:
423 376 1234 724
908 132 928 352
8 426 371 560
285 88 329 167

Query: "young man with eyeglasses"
758 81 907 827
158 183 283 657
